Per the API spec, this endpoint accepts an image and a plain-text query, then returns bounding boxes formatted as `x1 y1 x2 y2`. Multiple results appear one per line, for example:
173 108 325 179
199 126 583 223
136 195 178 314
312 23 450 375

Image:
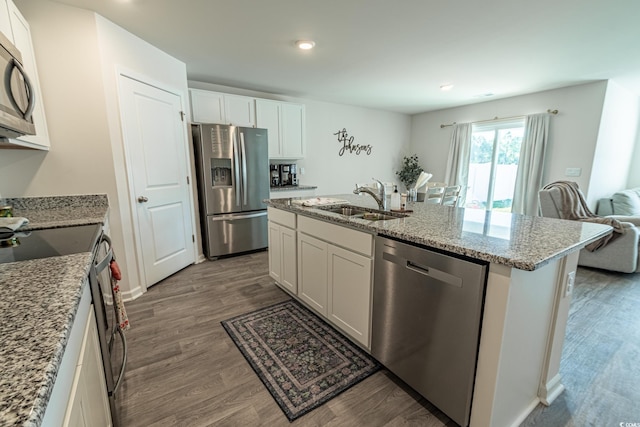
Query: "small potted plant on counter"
396 154 424 192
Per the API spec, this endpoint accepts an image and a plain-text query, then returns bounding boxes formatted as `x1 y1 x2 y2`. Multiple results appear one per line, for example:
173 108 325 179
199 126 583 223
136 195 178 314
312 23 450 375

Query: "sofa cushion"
612 188 640 216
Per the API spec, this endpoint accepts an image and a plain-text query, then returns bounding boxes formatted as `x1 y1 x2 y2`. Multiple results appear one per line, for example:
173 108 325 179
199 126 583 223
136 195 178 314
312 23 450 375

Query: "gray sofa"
539 186 640 273
596 187 640 227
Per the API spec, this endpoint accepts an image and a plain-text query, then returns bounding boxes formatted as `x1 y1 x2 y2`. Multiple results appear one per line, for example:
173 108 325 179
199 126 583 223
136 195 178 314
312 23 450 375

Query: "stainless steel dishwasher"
371 236 488 427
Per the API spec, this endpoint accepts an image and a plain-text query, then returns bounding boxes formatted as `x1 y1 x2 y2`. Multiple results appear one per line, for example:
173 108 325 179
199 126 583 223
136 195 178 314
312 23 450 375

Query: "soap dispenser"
390 185 401 210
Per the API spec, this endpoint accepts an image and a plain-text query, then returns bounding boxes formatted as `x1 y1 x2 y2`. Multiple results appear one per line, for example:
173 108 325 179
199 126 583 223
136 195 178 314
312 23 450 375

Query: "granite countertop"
270 185 317 192
0 253 93 426
4 194 109 230
0 194 109 426
266 193 613 271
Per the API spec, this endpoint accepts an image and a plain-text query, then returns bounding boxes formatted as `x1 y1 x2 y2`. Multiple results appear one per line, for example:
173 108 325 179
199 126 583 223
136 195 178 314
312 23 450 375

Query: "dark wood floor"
117 251 640 426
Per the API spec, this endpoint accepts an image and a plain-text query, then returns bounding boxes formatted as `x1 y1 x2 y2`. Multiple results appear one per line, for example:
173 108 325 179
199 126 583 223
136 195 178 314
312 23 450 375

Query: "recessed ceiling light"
295 40 315 50
440 83 454 91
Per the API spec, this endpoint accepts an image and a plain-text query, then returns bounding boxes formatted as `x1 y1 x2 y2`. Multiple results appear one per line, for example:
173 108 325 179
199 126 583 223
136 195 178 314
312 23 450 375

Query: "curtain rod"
439 109 558 129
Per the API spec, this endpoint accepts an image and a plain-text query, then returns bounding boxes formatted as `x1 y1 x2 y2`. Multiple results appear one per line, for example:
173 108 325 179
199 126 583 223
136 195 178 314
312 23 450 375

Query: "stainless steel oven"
0 224 126 426
90 233 127 427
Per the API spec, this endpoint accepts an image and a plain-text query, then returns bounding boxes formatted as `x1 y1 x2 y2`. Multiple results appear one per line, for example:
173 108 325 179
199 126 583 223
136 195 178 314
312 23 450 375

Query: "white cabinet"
327 245 372 347
189 89 255 127
281 102 305 158
63 305 112 427
42 285 111 427
297 215 374 347
190 89 225 123
1 0 50 150
267 207 297 294
268 222 297 294
256 99 281 158
298 232 328 315
0 0 11 38
256 99 305 159
224 94 255 127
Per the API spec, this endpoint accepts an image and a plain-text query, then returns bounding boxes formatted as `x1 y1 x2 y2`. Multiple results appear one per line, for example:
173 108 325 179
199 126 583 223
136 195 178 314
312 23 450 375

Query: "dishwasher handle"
405 259 462 288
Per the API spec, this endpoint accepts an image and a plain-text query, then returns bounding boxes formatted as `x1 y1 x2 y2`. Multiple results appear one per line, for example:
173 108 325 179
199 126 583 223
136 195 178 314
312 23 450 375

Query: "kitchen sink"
359 212 403 221
320 206 370 216
318 205 407 221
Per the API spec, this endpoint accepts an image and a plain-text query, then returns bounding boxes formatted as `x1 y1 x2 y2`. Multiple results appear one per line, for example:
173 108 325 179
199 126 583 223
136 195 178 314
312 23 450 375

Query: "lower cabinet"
327 245 372 347
268 207 374 349
268 220 297 294
297 233 328 315
64 304 112 427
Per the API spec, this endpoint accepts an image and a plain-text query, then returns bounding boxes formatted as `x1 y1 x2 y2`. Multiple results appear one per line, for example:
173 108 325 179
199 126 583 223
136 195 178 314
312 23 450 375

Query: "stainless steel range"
0 225 127 426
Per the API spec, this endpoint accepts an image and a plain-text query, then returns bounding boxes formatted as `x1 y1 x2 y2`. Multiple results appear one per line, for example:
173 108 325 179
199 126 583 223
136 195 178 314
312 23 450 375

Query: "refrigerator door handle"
209 211 268 221
232 131 241 206
240 131 248 205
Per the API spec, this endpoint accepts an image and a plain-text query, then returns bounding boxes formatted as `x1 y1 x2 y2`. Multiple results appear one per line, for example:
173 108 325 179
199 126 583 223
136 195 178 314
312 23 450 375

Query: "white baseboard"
122 284 144 301
539 374 565 406
509 398 541 427
195 254 206 264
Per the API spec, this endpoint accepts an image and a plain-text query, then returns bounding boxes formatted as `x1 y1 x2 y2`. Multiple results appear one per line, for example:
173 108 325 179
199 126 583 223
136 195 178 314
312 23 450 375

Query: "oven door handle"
94 246 113 274
112 326 128 396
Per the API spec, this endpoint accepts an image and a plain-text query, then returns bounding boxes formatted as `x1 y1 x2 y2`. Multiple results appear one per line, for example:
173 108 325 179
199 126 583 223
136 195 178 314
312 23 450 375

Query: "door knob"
137 196 149 203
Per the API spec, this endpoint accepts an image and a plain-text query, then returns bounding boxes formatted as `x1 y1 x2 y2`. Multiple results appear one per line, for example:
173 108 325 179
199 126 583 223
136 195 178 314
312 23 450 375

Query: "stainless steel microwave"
0 30 35 139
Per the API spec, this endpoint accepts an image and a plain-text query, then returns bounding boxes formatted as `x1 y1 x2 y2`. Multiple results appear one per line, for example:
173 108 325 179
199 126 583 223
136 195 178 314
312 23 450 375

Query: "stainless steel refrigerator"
192 123 269 259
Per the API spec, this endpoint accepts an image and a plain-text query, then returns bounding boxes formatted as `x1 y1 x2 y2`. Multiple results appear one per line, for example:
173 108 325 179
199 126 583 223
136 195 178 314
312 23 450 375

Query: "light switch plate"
565 167 582 177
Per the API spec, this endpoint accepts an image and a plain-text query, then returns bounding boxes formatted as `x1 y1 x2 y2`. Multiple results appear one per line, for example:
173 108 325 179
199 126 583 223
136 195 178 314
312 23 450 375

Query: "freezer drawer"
204 211 268 258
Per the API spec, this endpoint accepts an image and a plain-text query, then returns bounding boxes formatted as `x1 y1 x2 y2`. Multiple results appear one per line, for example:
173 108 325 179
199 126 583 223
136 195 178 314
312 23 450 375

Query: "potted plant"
396 154 423 191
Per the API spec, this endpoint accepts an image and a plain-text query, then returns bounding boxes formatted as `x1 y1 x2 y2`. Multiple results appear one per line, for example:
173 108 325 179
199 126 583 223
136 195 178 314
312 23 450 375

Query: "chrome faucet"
353 178 387 210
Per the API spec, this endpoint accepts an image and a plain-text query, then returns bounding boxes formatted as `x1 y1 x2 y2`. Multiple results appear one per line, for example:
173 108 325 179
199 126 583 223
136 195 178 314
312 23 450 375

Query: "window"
464 119 524 212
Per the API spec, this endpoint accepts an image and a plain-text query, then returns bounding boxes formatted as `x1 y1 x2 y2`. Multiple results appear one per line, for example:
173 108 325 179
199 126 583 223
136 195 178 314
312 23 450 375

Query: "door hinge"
180 111 185 122
192 234 195 242
187 176 190 185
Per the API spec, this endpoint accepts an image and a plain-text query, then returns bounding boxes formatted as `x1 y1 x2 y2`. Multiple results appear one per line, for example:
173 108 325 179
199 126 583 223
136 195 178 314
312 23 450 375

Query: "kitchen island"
266 194 612 427
0 195 109 426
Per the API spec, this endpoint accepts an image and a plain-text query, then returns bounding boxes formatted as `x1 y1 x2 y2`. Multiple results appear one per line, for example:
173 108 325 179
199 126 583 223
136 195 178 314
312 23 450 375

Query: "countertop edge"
265 198 612 271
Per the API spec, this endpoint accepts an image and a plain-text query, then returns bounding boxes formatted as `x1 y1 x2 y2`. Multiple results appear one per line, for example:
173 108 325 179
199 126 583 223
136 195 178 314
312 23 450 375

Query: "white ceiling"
52 0 640 114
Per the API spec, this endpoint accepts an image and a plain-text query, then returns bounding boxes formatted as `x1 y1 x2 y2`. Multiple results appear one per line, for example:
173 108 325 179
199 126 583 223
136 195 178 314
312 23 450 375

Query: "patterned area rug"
221 299 381 421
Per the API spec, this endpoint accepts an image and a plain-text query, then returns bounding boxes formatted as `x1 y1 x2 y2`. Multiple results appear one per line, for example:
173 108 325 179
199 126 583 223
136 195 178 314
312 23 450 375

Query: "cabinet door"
0 0 11 40
256 99 282 158
327 245 372 347
268 221 282 283
8 0 50 149
190 89 225 123
280 225 297 293
224 94 255 127
281 103 305 159
298 233 327 315
63 306 111 427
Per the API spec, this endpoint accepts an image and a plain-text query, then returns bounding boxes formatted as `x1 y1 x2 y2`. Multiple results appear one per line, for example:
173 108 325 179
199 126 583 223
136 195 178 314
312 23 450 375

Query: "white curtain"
444 123 472 205
512 113 550 216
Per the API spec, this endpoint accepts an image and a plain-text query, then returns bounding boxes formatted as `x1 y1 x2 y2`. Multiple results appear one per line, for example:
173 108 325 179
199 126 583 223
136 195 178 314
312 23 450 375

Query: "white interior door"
119 76 195 287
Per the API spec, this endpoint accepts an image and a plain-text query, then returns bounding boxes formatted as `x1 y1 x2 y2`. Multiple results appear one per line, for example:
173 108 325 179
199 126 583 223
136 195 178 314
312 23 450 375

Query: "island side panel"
539 250 579 405
471 258 563 427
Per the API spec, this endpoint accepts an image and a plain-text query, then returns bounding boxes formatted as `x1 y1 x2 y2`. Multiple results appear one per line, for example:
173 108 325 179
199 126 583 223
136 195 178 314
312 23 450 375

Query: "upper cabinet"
256 98 305 160
0 0 50 150
190 89 306 159
190 89 256 127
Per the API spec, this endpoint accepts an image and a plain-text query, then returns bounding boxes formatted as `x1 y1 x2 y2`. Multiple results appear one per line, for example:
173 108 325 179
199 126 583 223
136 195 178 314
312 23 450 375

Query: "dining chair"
442 185 461 206
424 185 445 204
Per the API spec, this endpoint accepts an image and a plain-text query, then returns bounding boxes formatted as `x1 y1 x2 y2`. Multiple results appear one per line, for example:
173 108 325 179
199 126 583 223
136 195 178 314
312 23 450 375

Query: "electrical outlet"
565 271 576 297
300 167 305 175
565 167 582 177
